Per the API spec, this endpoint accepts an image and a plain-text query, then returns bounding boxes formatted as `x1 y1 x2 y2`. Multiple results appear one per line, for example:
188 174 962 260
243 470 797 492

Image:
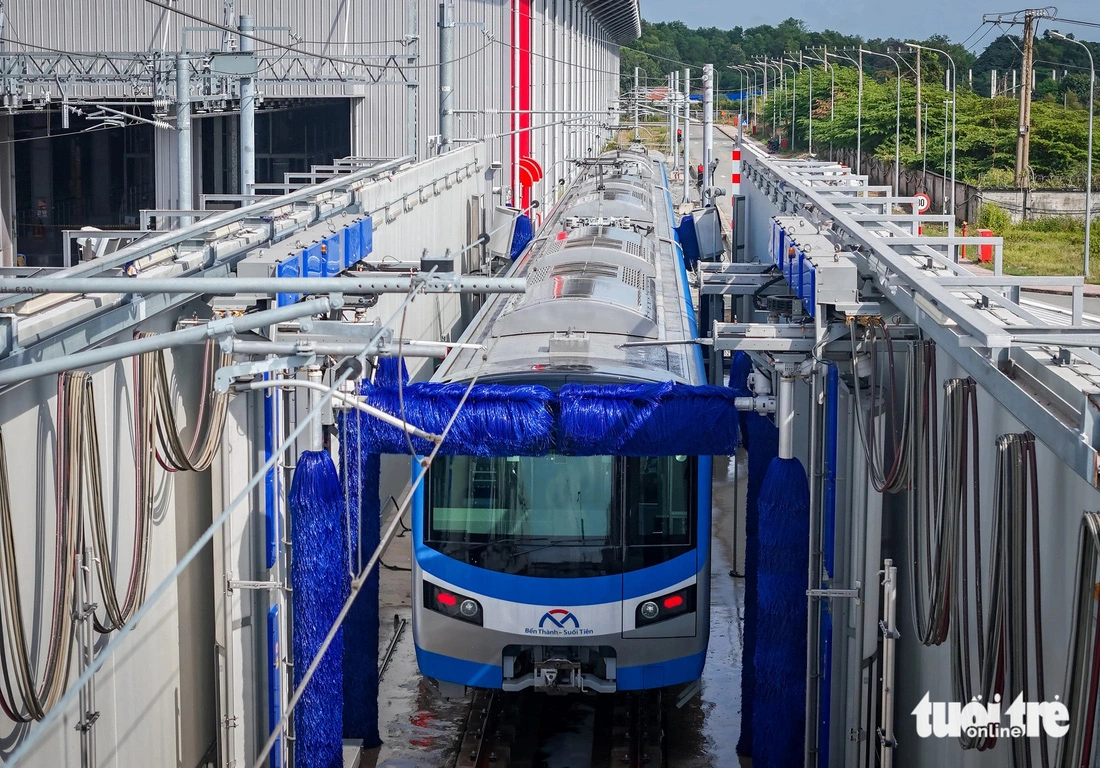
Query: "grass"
613 125 669 152
904 216 1097 283
972 217 1099 284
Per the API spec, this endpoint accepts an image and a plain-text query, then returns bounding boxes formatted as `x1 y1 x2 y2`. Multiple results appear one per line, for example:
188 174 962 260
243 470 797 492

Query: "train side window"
624 456 694 547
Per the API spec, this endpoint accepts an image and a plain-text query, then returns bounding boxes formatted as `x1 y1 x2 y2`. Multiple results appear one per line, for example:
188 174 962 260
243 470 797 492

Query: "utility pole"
669 73 675 158
857 48 863 176
439 0 455 153
915 48 922 155
176 53 193 223
672 71 680 171
682 67 690 204
633 66 640 141
703 63 714 205
983 8 1053 187
1014 11 1038 187
407 0 419 159
239 14 256 196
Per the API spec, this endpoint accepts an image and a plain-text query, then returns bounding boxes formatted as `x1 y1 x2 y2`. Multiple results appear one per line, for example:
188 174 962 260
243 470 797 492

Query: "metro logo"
538 609 580 629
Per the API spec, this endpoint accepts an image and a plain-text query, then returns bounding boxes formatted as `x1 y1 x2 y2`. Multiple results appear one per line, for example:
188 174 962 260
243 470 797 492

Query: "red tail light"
663 595 684 610
436 592 458 607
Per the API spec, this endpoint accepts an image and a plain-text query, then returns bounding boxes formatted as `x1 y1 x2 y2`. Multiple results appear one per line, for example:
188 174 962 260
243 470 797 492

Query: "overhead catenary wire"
142 0 493 72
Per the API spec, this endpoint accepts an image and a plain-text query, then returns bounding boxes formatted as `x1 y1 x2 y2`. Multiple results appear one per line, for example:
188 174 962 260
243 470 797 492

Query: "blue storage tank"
361 217 374 258
322 234 342 277
303 242 325 279
276 252 303 307
344 222 362 267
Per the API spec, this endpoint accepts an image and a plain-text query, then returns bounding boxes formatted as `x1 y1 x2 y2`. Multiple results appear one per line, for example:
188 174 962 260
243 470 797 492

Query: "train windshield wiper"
505 537 606 559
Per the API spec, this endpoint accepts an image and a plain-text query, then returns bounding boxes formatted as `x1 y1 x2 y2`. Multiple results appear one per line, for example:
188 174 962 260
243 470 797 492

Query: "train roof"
433 148 702 387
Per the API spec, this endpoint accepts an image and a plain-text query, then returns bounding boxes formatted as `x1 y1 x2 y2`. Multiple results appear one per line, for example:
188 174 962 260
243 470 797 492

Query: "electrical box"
421 252 457 274
361 217 374 258
693 207 724 261
236 247 302 307
772 216 860 317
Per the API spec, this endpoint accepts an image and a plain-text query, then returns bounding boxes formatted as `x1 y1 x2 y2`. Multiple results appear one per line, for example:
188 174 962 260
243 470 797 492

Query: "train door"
621 456 698 640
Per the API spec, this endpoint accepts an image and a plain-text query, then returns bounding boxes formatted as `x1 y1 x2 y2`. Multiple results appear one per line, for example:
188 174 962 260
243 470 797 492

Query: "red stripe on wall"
518 0 533 211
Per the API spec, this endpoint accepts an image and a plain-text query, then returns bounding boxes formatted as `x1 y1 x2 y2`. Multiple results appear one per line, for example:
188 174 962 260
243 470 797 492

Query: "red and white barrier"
731 148 742 196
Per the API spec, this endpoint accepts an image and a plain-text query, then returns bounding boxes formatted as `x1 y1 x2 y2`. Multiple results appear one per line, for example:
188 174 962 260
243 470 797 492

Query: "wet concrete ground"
361 449 749 768
365 512 467 768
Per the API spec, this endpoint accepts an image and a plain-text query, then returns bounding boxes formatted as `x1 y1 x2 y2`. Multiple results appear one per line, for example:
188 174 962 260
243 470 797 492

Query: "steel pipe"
226 340 473 358
239 14 256 194
0 155 414 312
0 297 336 387
234 379 440 443
777 374 796 459
0 276 528 296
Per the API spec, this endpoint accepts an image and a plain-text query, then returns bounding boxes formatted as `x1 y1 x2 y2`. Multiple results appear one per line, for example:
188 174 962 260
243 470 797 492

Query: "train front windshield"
427 455 696 577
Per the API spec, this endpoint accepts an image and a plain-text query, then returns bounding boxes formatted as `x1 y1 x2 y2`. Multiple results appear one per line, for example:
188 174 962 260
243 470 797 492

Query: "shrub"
977 203 1012 233
979 167 1016 189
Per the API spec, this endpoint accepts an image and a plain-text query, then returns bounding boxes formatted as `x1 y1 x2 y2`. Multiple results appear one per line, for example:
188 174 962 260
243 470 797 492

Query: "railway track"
452 691 666 768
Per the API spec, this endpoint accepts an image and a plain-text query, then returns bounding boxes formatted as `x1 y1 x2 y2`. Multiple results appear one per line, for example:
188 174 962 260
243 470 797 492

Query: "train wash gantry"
0 148 528 390
706 143 1100 491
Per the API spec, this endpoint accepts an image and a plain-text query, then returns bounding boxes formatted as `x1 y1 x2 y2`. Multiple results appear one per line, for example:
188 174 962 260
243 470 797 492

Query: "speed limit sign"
914 192 931 214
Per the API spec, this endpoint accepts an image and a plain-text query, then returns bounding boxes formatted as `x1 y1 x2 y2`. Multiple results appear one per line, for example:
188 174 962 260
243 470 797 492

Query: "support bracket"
215 354 317 392
806 583 861 600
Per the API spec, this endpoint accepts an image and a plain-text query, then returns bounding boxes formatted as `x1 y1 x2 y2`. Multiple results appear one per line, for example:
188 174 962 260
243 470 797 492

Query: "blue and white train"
411 147 712 696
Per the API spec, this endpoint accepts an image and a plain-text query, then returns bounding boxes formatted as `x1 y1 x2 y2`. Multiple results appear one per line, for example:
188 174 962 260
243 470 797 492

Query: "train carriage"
411 147 713 696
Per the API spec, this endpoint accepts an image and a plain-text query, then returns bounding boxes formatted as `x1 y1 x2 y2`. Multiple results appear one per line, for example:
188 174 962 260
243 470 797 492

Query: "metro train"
410 146 712 696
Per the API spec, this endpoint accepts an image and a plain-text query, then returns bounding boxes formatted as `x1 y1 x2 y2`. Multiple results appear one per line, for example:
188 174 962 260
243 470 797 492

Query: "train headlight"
423 582 483 626
636 586 697 626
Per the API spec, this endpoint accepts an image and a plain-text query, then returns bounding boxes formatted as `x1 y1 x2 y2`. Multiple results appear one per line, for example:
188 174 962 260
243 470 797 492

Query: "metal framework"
0 150 505 379
719 144 1100 489
0 48 417 107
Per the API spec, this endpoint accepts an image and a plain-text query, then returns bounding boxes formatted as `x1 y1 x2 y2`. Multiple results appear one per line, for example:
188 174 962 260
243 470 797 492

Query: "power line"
621 45 694 70
141 0 489 72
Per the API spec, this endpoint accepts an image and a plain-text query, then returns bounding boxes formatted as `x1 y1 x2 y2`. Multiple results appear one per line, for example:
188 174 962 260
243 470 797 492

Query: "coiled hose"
0 422 77 722
145 336 232 472
848 318 913 494
0 339 230 720
987 433 1049 767
909 368 980 650
1059 511 1100 768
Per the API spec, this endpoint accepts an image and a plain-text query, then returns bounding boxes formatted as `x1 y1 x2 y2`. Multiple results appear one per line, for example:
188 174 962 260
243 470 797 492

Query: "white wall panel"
0 313 215 768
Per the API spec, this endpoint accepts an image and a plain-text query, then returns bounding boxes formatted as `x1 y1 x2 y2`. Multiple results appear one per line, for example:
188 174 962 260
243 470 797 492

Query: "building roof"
583 0 642 44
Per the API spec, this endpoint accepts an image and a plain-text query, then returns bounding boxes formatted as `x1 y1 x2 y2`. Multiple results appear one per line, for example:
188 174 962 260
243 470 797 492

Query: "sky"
639 1 1100 45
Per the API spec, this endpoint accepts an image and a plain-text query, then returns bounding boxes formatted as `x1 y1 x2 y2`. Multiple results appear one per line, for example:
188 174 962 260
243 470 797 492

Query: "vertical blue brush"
730 352 779 759
340 407 383 749
340 357 406 747
752 372 809 767
290 450 348 768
